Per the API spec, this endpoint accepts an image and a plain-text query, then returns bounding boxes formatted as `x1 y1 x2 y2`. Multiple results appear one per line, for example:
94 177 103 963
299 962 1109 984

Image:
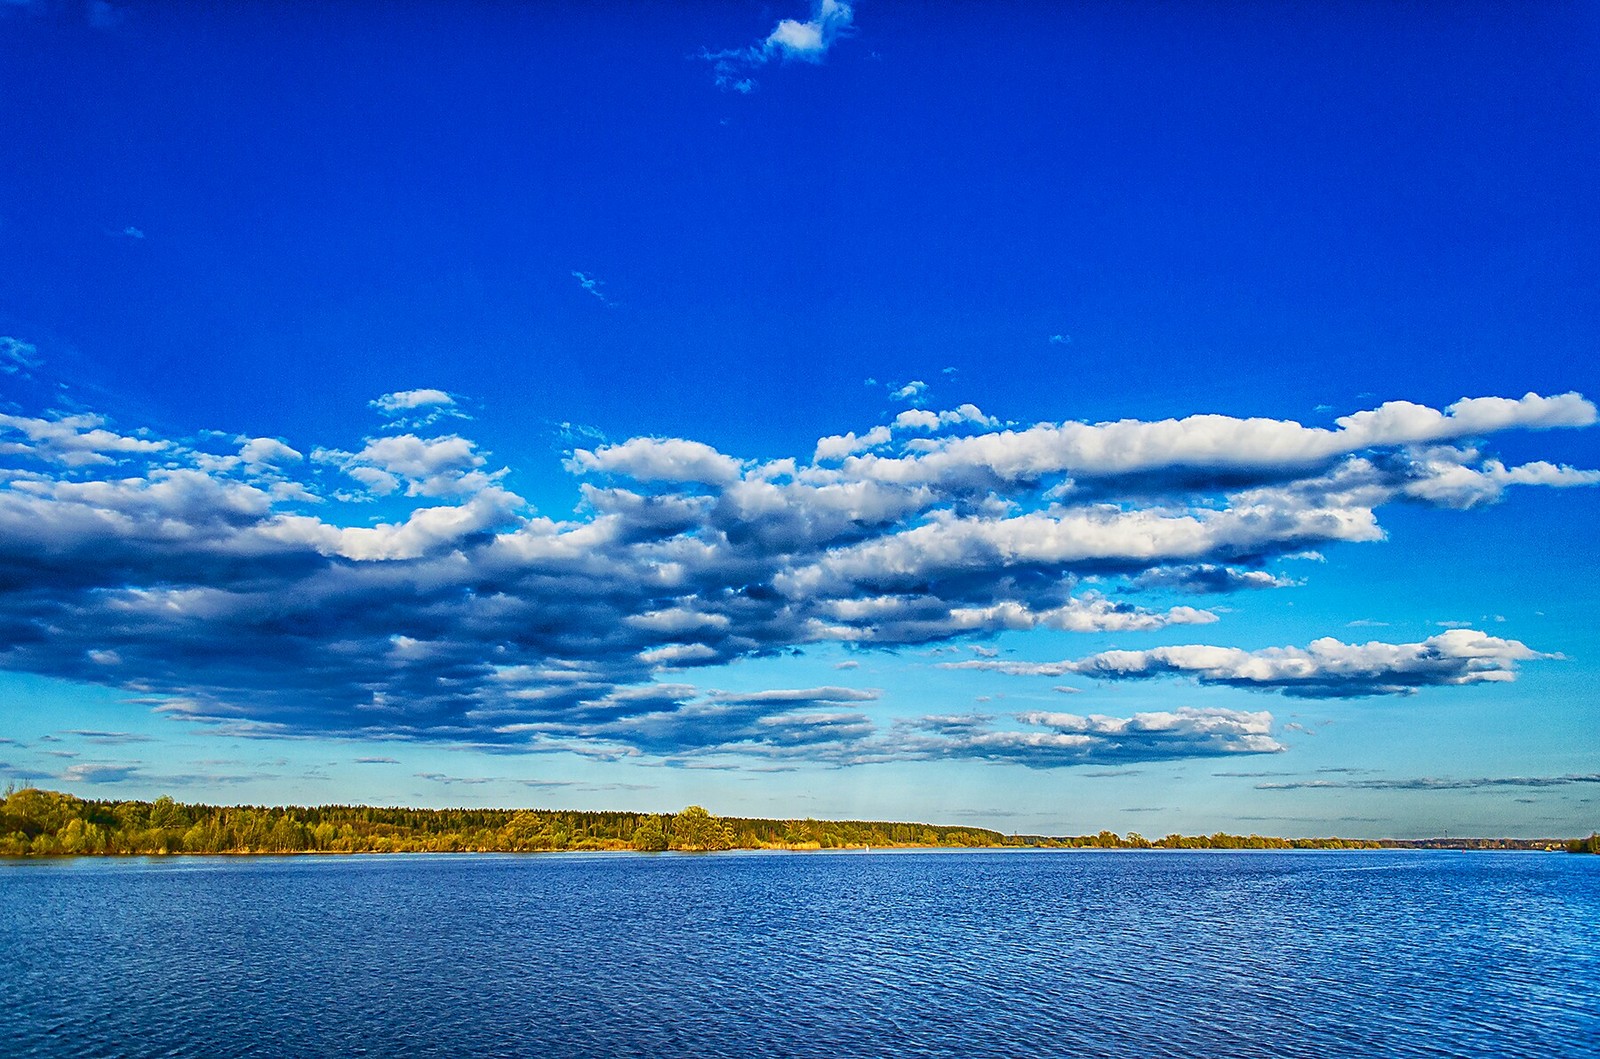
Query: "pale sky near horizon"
2 1 1597 838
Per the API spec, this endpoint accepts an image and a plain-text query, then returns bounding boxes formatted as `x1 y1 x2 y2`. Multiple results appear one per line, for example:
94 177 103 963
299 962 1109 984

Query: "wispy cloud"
1258 774 1600 792
704 0 856 93
0 336 41 377
87 0 122 31
3 0 123 31
570 270 611 304
61 730 152 745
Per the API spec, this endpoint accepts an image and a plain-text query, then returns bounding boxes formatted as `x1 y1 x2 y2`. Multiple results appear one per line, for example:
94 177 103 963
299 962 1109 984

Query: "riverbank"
0 787 1587 857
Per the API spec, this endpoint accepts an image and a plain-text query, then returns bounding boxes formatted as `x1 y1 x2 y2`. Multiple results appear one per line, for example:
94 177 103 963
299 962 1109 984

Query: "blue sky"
2 1 1597 838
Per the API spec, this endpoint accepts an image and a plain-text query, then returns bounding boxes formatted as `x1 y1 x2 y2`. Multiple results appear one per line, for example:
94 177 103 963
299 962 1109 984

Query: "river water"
2 849 1596 1057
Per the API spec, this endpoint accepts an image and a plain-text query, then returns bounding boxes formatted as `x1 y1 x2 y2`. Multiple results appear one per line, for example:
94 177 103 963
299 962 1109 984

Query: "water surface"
2 849 1596 1057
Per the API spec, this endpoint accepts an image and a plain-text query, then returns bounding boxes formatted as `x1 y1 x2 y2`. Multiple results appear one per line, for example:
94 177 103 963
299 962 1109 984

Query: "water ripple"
2 850 1597 1057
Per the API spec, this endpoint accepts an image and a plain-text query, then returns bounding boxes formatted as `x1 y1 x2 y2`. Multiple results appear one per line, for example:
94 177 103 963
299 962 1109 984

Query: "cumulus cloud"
568 436 742 486
834 392 1595 491
890 379 928 404
315 433 497 498
1393 446 1600 507
704 0 855 93
0 387 1592 766
944 630 1553 698
814 405 996 462
0 412 167 466
240 437 303 471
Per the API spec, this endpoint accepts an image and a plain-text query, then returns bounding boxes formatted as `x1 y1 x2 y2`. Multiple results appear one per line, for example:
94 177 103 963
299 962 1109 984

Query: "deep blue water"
2 849 1596 1058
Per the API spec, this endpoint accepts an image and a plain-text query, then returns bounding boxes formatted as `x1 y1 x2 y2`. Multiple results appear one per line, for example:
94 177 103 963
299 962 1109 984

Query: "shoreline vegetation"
0 788 1592 857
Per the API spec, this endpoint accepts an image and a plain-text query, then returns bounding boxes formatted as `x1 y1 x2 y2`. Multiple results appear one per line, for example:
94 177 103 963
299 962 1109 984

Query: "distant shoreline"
2 788 1593 857
0 845 1585 861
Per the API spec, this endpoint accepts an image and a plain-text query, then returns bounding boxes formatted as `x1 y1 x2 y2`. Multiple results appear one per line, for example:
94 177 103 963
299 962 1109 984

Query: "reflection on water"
2 849 1597 1057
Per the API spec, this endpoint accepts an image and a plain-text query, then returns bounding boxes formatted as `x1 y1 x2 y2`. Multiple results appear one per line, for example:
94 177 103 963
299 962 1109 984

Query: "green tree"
150 795 185 830
670 806 731 851
631 818 668 852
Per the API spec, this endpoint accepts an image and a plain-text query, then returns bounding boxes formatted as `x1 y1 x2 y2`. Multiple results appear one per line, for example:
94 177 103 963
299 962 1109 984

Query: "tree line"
26 786 1585 858
0 788 1014 855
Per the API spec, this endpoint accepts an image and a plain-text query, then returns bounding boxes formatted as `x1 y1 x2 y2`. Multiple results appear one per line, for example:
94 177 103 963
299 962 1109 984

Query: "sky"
1 1 1597 839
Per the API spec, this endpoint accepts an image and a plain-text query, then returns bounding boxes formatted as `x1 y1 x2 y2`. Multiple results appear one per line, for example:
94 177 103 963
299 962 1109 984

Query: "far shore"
1 843 1583 861
3 788 1593 857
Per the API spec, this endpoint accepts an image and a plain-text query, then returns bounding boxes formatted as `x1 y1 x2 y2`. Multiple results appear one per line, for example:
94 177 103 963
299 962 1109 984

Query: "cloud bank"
0 383 1593 765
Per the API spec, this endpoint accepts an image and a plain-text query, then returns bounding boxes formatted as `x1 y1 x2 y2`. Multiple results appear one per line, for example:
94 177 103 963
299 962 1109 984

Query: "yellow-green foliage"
1 786 1478 857
0 787 1014 855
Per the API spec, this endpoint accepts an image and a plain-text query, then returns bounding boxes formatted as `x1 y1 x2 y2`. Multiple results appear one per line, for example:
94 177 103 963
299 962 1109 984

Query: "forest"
0 786 1410 856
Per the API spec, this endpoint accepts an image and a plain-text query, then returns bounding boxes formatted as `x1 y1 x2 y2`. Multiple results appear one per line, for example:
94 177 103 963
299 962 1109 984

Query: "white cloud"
944 630 1553 698
837 392 1596 488
239 437 303 471
638 643 720 667
1397 449 1600 508
61 762 141 784
765 0 853 59
706 0 856 92
815 406 996 463
369 389 467 429
273 487 523 561
895 706 1284 767
892 404 997 431
569 437 743 486
372 389 456 414
0 412 168 466
315 433 495 498
814 425 893 461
